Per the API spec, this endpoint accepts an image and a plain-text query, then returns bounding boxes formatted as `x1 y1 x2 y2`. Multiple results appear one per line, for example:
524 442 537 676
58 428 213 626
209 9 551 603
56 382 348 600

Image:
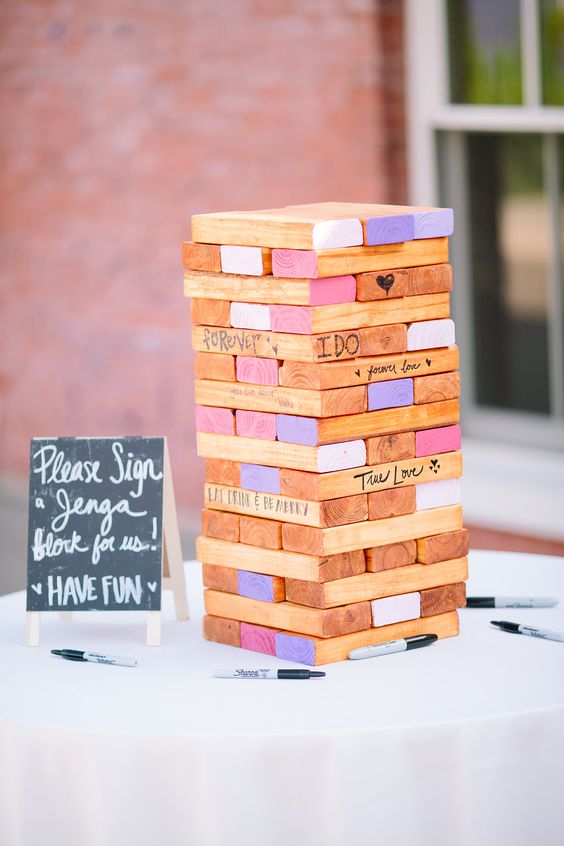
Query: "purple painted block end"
237 571 275 602
368 378 414 411
240 463 280 494
275 633 316 666
365 214 415 246
276 414 319 446
240 623 276 656
413 209 454 239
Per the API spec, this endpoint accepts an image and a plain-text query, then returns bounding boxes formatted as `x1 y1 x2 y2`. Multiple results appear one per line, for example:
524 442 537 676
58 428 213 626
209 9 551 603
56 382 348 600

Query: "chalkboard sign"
26 437 166 613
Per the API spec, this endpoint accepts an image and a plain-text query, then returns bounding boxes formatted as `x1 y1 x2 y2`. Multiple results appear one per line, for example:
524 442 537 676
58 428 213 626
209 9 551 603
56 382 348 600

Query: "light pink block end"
236 410 277 440
269 305 313 334
236 356 279 386
240 623 277 656
195 405 234 435
272 249 319 278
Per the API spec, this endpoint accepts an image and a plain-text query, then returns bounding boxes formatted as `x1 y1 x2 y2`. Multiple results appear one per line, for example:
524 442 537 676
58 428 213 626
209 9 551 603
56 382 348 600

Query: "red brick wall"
0 0 406 507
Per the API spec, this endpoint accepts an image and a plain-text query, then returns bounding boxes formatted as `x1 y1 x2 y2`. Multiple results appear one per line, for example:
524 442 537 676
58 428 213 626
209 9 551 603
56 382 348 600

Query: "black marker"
51 649 137 667
467 596 558 608
348 633 438 660
214 669 325 679
491 621 564 642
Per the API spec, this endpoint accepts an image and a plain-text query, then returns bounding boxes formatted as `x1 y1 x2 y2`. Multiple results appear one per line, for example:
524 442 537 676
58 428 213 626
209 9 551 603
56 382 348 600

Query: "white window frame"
405 0 564 538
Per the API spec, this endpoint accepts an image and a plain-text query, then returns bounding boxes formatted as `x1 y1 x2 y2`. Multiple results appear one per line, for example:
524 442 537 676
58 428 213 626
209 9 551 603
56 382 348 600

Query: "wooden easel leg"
163 441 189 621
146 611 161 646
26 612 40 646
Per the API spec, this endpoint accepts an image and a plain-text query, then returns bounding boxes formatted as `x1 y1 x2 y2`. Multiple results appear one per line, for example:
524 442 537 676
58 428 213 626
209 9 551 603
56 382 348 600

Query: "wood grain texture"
202 563 238 593
368 485 416 520
284 556 468 609
203 614 240 647
201 508 240 542
407 318 455 350
194 379 366 418
279 346 458 390
195 352 235 382
416 424 461 456
197 535 365 582
197 432 367 473
220 245 272 276
238 571 286 602
191 298 231 327
192 324 406 363
230 302 271 330
281 504 463 555
235 410 277 440
414 372 460 404
205 458 240 487
290 202 454 242
204 589 372 638
420 582 467 616
416 478 461 511
184 271 357 306
367 377 413 411
372 592 420 627
194 405 235 435
239 514 283 549
239 464 280 494
366 432 416 464
240 622 277 655
356 263 452 301
236 356 280 386
417 528 470 565
203 610 459 665
272 237 449 278
319 494 368 528
365 540 417 572
182 242 222 272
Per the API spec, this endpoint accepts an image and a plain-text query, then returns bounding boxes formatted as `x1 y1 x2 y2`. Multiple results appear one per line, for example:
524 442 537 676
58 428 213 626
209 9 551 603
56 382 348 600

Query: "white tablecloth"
1 550 563 846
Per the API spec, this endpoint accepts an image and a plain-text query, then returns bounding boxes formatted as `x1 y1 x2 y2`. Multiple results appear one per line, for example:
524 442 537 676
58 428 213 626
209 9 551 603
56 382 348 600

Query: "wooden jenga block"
281 504 463 555
195 406 235 435
368 486 416 520
220 245 272 276
288 202 454 241
182 242 222 272
197 535 365 581
203 614 240 647
372 592 420 626
191 298 231 327
279 346 459 390
203 610 459 665
407 318 455 350
417 528 469 564
202 564 285 603
357 325 408 357
201 509 240 542
284 556 468 609
416 478 461 511
184 271 357 306
272 237 449 279
239 515 283 549
204 589 372 638
202 563 238 593
230 302 270 330
365 540 417 571
416 424 461 456
236 357 280 386
367 378 413 411
205 458 240 487
356 263 452 301
240 622 277 655
239 463 280 493
366 432 416 464
414 372 460 404
197 432 367 473
420 582 467 616
195 352 235 382
235 410 277 440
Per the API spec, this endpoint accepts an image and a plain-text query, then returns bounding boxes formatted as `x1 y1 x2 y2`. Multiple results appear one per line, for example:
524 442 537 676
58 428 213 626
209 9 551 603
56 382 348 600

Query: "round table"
1 550 563 846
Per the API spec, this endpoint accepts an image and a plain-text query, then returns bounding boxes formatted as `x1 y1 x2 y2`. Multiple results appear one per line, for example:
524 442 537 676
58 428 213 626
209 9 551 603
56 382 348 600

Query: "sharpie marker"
214 668 325 679
348 633 438 660
51 649 137 667
491 621 564 642
467 596 558 608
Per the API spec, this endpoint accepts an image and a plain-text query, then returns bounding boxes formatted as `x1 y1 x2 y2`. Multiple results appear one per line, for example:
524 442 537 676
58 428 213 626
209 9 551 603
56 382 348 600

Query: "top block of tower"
191 202 453 250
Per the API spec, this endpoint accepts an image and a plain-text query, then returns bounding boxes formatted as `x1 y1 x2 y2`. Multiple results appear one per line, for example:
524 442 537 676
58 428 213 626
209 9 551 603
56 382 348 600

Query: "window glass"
540 1 564 105
467 133 550 413
448 0 522 104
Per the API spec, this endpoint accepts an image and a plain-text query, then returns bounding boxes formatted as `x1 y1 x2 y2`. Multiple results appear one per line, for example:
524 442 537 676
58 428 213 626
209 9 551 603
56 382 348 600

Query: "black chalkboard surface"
26 437 165 613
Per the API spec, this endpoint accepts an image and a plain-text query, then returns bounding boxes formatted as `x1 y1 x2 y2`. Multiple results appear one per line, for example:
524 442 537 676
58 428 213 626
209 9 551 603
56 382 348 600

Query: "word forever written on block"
407 318 455 351
220 245 272 276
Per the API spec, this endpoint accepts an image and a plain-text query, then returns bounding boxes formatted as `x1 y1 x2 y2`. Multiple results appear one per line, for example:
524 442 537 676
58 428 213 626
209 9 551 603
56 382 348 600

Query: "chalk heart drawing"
429 459 440 474
376 273 395 295
147 581 157 593
31 583 42 595
426 358 432 366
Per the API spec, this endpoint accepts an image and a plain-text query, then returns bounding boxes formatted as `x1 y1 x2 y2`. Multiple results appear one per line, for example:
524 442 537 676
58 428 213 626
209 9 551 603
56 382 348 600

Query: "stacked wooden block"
184 202 468 665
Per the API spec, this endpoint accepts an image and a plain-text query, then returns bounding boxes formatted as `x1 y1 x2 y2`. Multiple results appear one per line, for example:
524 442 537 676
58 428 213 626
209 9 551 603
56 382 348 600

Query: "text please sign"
26 437 165 612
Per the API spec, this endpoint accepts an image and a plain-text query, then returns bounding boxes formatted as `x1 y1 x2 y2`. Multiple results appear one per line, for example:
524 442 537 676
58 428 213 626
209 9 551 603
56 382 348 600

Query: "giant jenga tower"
184 202 468 665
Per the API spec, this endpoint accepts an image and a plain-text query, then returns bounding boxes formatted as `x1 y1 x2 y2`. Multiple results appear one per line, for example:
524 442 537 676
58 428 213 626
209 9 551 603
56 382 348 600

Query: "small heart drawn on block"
147 582 157 592
429 458 440 474
376 274 395 295
426 358 432 367
31 583 42 595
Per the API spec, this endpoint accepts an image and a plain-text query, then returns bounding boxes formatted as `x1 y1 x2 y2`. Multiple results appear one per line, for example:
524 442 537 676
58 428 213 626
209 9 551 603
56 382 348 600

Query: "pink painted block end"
309 275 356 306
236 356 279 386
236 410 277 440
269 305 312 334
416 424 461 457
272 249 319 279
195 405 234 435
240 623 277 656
